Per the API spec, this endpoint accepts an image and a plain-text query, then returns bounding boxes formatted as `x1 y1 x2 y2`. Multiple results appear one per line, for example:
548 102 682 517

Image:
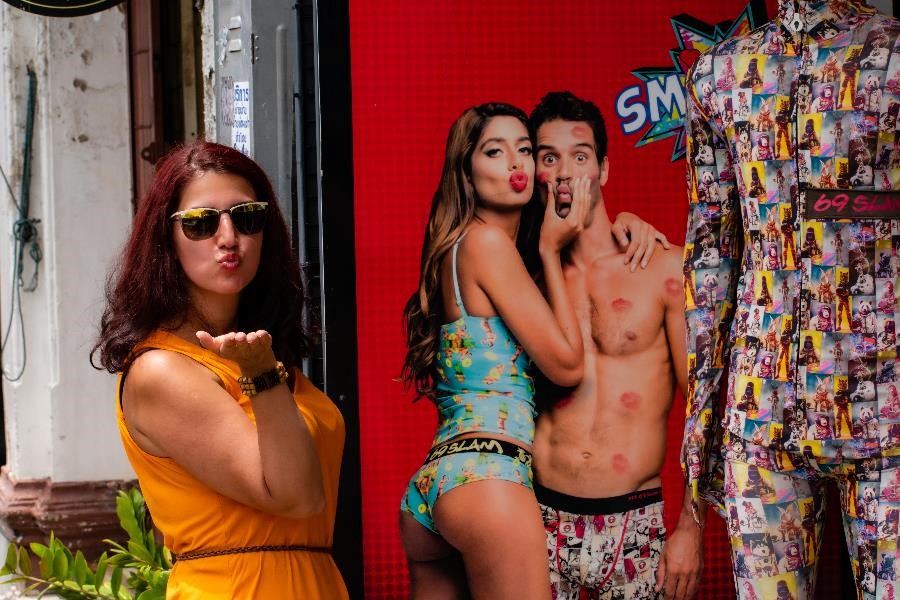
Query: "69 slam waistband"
425 436 533 466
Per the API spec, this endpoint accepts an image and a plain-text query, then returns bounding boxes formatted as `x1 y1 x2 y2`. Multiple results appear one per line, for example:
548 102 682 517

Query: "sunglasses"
170 201 269 241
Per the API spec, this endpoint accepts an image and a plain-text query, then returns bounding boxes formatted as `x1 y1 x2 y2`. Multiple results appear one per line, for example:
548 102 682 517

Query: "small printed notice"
232 81 251 156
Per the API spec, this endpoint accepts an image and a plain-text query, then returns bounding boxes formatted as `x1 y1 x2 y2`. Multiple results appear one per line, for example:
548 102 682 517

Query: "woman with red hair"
92 141 347 599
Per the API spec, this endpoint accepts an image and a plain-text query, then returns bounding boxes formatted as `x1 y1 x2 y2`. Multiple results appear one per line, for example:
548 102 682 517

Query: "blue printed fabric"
432 315 535 446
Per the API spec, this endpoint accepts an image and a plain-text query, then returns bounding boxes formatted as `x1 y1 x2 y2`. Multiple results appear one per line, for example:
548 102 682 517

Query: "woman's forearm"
539 246 584 380
250 384 325 518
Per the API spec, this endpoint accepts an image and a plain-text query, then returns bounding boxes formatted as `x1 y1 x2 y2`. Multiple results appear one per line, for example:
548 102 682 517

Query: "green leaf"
126 540 153 563
53 546 69 579
4 543 17 573
39 546 53 579
57 540 74 565
94 552 108 584
132 488 147 520
116 496 142 542
115 493 130 523
18 545 31 576
110 565 122 596
104 539 127 554
106 552 129 567
29 542 47 558
72 550 90 586
127 488 141 509
136 589 165 600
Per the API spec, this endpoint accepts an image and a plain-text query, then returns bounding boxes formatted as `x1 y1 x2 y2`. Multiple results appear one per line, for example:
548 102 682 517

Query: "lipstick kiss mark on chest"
665 277 681 296
612 453 629 474
620 392 641 409
611 298 632 311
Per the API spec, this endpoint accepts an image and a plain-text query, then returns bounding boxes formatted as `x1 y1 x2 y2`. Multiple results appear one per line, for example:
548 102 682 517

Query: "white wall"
0 5 134 483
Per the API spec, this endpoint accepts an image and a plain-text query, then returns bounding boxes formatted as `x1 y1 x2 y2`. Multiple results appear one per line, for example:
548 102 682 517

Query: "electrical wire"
0 162 20 213
1 234 27 381
1 67 40 382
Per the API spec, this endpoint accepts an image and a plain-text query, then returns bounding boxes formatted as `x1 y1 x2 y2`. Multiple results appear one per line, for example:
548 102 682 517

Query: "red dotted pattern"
349 0 846 597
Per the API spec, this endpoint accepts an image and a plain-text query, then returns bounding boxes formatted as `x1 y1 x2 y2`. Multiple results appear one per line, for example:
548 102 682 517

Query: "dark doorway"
298 0 364 595
128 0 201 207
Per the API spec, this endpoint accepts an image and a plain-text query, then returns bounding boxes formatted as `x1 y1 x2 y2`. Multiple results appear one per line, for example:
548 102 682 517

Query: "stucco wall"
0 5 134 484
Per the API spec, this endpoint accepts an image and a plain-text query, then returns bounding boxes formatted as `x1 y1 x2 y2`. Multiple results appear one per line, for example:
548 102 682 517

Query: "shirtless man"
530 92 703 600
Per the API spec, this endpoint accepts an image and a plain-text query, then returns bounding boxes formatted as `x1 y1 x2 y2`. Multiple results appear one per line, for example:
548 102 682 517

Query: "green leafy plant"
0 488 171 599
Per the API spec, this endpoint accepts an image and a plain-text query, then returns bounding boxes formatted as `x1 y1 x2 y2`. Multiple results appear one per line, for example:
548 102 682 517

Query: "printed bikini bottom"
401 437 533 534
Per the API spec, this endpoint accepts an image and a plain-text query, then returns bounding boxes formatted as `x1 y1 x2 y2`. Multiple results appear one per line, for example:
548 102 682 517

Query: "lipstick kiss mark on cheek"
571 125 591 139
620 392 641 409
665 277 681 296
612 454 629 474
537 173 549 184
612 298 633 311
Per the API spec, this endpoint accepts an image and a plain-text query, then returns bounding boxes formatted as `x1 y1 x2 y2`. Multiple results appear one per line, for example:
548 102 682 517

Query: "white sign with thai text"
232 81 251 156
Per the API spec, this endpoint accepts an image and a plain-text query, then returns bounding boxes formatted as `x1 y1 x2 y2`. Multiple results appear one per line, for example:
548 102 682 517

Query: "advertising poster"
350 1 849 596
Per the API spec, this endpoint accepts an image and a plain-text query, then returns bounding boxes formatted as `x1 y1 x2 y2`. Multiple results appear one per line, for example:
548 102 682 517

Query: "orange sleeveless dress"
115 331 349 599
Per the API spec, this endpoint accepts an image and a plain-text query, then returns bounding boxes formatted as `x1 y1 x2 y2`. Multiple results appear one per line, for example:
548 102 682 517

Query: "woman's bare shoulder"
125 348 221 403
459 224 519 263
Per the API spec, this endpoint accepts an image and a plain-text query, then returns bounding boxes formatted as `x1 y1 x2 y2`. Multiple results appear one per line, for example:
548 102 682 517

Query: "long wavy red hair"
92 141 314 372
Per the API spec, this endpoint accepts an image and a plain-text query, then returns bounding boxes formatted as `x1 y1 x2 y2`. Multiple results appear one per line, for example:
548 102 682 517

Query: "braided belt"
173 544 332 563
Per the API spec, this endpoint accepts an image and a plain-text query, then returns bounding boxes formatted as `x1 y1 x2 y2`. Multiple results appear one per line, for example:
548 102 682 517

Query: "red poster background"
349 1 846 597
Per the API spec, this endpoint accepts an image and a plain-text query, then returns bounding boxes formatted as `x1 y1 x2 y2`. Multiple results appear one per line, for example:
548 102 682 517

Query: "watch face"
2 0 124 17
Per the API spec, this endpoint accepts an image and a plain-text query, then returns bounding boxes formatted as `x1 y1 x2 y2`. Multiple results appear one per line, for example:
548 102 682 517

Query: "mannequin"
683 1 900 598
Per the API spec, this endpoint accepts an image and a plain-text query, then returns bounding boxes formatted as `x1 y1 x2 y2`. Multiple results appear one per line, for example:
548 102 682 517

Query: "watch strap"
238 361 288 397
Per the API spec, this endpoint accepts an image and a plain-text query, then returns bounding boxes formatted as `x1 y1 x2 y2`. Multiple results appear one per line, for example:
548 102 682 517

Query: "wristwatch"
238 361 288 397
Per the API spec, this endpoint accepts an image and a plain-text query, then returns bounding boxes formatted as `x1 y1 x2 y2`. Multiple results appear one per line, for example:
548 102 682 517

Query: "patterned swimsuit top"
431 235 536 447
